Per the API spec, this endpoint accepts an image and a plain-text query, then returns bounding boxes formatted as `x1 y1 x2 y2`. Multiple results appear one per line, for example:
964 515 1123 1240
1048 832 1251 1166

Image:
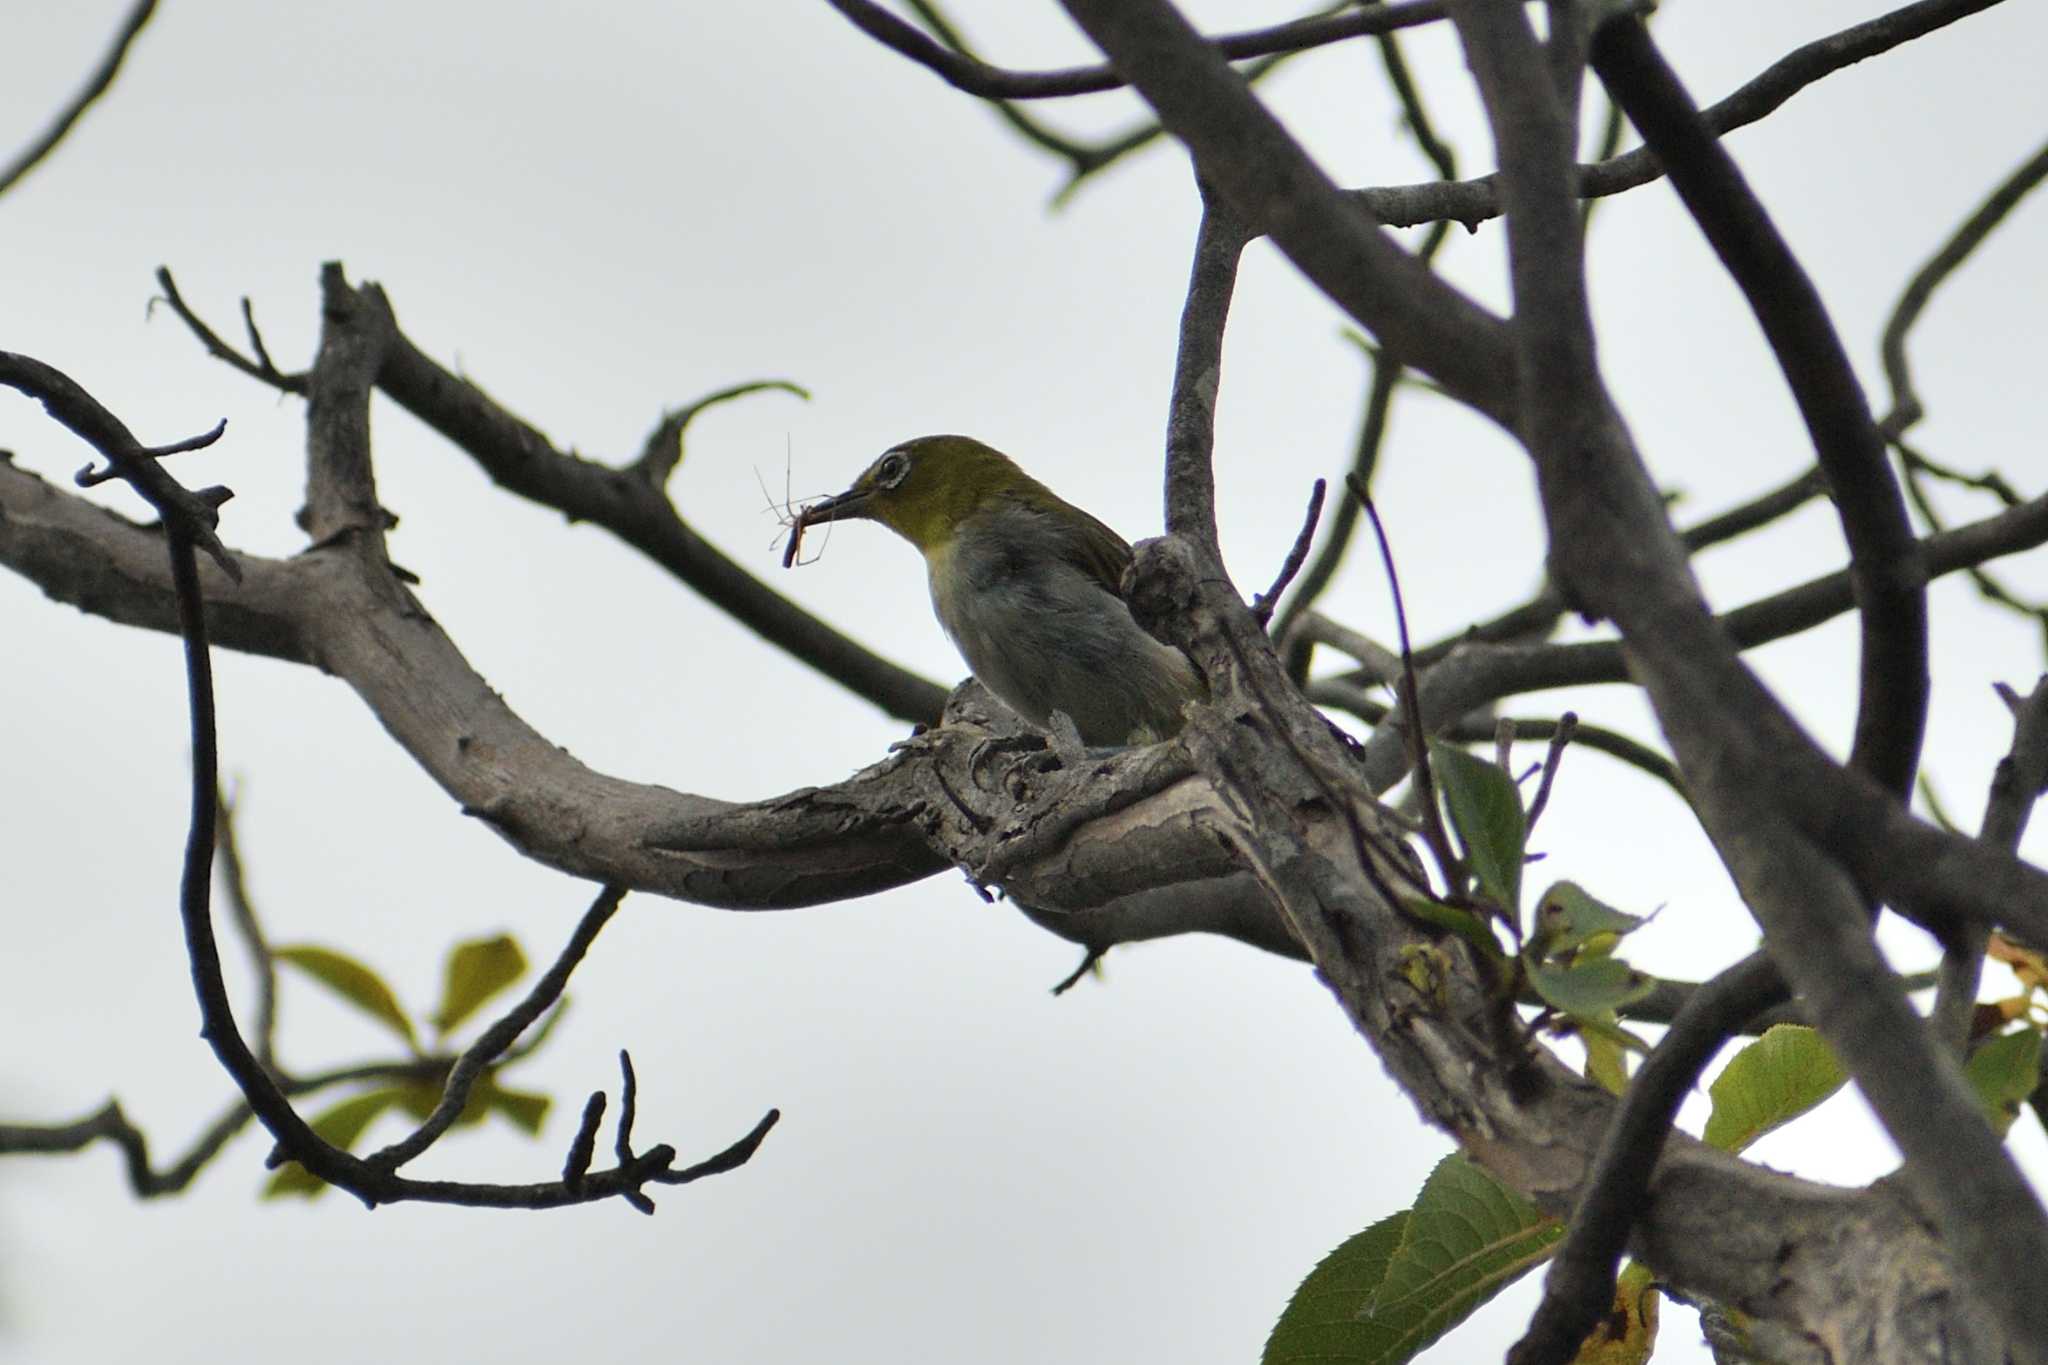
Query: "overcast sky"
3 3 2046 1362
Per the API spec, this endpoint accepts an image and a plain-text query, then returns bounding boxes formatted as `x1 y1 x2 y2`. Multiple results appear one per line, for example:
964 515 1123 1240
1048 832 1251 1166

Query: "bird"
789 435 1203 746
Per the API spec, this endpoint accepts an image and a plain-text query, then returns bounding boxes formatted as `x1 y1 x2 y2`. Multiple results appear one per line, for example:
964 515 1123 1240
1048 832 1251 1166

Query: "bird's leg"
1045 709 1088 766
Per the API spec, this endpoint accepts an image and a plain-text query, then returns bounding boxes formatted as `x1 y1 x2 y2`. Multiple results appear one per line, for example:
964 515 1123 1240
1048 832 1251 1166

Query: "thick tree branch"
3 350 778 1214
1511 952 1788 1365
1590 13 1928 805
1449 3 2048 1353
157 267 947 725
363 280 948 725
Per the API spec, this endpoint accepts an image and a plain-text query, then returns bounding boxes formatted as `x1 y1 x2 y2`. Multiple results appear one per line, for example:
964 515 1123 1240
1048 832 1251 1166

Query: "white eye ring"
876 452 910 487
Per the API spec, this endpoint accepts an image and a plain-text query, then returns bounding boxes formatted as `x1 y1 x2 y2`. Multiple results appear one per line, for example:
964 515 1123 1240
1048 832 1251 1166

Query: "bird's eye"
875 452 909 488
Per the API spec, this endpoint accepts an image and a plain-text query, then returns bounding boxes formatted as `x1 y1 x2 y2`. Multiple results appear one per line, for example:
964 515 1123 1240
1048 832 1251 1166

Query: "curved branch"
1451 0 2048 1352
1055 0 1518 427
1881 136 2048 439
1512 952 1788 1365
819 0 1447 100
1591 13 1928 803
1354 488 2048 789
0 0 157 199
1348 0 2008 230
158 268 948 726
1 285 2031 1353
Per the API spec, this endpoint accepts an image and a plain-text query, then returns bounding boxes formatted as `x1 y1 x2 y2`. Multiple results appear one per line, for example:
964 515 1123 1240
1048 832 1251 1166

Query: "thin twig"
1931 678 2048 1052
1253 479 1325 627
630 380 810 489
1522 712 1578 833
1880 136 2048 439
367 886 626 1171
154 267 308 394
215 787 279 1071
0 0 158 198
820 0 1448 100
1353 479 1460 888
1352 0 2011 230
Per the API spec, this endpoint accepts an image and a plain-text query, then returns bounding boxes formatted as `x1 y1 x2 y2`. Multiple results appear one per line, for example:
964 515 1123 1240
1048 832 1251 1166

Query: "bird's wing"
1051 506 1136 601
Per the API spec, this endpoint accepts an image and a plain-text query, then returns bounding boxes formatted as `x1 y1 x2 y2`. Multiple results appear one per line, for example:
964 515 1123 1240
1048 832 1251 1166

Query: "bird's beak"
795 485 872 528
783 484 874 568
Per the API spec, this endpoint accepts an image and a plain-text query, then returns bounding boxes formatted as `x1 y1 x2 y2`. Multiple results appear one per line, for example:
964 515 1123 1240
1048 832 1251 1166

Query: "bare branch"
349 276 947 724
215 788 279 1070
1591 14 1928 804
1162 187 1248 557
819 0 1447 100
1931 677 2048 1050
1057 0 1517 426
1350 0 2009 229
0 0 158 199
1250 479 1324 628
1450 0 2048 1350
1512 953 1789 1365
0 351 238 578
1881 137 2048 439
629 380 809 490
153 268 308 394
367 887 625 1172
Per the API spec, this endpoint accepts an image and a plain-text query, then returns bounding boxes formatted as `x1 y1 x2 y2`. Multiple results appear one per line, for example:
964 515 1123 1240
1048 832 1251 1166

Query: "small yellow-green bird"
791 435 1203 746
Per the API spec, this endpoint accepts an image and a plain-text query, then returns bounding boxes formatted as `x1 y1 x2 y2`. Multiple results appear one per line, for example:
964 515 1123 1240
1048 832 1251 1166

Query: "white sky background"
2 2 2045 1361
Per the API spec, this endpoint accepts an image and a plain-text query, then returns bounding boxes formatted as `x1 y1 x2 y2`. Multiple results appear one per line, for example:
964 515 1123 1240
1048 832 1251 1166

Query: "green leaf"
1366 1155 1561 1337
275 945 416 1049
1702 1024 1847 1153
433 934 528 1035
391 1077 488 1126
480 1081 551 1136
1399 896 1504 962
1429 742 1527 914
263 1089 405 1199
386 1073 550 1135
1966 1026 2043 1136
1531 882 1647 959
1527 956 1655 1018
1263 1211 1412 1365
1584 1022 1630 1095
1263 1155 1560 1365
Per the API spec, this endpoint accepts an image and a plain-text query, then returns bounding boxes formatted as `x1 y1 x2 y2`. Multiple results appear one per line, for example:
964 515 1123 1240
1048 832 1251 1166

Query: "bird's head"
796 434 1051 554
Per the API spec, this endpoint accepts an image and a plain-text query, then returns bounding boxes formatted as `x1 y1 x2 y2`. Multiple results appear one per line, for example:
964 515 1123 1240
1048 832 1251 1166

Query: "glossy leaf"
275 945 416 1049
1429 742 1527 914
1966 1026 2043 1136
1702 1025 1847 1153
433 934 528 1035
